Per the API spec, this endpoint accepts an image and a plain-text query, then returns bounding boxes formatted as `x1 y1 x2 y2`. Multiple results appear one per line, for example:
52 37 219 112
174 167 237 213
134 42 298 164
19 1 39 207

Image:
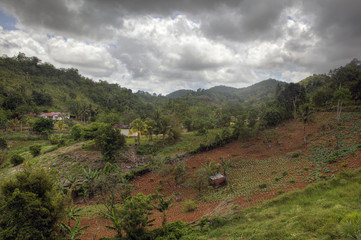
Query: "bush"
338 212 361 239
70 124 83 140
10 154 25 166
48 134 62 145
136 144 159 155
0 137 7 150
259 183 267 189
0 165 64 240
33 117 53 134
151 220 189 240
182 199 197 212
29 144 41 157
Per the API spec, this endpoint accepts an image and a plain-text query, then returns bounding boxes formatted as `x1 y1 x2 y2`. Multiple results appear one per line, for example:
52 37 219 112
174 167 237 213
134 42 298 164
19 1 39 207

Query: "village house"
113 124 138 137
40 112 70 121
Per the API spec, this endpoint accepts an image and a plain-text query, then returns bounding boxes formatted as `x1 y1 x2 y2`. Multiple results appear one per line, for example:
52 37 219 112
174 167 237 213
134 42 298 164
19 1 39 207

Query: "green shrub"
289 179 296 183
136 144 159 155
0 165 64 240
33 117 53 134
182 199 197 213
48 134 63 145
151 220 189 240
0 137 7 150
327 156 338 163
10 154 25 166
70 124 83 140
282 171 288 176
339 212 361 239
29 144 41 157
259 183 267 189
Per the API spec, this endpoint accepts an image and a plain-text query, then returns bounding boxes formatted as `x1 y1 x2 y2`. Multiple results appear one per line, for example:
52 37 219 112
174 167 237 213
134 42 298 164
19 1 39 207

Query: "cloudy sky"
0 0 360 94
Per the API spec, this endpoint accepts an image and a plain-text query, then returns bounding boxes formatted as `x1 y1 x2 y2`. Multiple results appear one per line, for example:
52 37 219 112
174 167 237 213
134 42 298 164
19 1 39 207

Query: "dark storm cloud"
299 0 361 71
1 0 361 94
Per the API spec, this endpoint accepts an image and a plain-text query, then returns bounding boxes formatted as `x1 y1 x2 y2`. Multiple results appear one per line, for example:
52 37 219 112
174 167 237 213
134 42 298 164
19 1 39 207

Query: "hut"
209 173 227 188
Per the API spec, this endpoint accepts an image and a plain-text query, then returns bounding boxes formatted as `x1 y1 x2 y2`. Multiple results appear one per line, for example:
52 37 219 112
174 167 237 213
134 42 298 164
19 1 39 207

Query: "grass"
185 168 361 240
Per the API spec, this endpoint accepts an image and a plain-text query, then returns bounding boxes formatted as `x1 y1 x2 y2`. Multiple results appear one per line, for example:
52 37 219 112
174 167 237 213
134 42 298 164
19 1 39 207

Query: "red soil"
78 112 361 239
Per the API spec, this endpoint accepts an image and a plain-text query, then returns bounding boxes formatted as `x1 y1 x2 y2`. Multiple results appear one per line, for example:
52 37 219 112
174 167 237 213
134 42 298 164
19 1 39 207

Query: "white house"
40 112 70 121
114 124 138 137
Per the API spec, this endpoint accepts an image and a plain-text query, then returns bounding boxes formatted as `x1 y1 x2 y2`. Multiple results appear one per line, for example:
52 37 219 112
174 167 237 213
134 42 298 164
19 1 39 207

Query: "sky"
0 0 360 95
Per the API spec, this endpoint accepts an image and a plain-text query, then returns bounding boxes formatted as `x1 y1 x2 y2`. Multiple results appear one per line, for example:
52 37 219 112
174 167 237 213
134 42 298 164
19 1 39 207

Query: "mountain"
234 79 287 104
208 85 238 95
166 89 194 99
165 79 286 106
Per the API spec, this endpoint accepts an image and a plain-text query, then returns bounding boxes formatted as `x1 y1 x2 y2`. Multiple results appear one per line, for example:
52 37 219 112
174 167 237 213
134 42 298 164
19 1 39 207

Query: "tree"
193 168 209 196
333 88 352 124
312 87 333 107
152 192 174 227
298 103 314 145
33 117 53 134
261 107 282 128
277 83 306 119
95 125 125 162
130 118 146 145
144 119 156 142
105 193 154 240
0 164 64 240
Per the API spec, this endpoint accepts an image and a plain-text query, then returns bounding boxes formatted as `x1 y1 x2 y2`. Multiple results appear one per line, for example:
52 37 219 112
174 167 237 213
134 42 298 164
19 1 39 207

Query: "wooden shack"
209 173 227 188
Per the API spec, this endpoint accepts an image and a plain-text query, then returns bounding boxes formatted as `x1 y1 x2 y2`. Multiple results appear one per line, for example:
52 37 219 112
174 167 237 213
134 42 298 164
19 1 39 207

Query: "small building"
113 124 137 137
40 112 70 121
209 173 227 188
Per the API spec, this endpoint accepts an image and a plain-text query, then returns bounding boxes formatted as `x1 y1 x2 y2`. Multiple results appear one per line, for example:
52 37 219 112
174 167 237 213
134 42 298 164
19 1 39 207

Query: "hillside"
61 111 360 239
0 54 154 123
166 89 194 99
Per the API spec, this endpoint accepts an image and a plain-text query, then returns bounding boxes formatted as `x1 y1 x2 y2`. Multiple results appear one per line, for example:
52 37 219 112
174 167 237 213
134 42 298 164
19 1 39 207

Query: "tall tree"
298 103 314 145
95 125 125 162
333 88 352 124
277 83 306 119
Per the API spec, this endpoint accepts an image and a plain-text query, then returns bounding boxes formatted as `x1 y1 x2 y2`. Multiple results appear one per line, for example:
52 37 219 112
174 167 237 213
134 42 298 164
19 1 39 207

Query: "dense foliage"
0 164 64 240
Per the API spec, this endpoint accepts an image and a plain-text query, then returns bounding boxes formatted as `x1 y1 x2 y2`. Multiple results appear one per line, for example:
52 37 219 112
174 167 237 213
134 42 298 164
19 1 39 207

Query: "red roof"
42 112 61 117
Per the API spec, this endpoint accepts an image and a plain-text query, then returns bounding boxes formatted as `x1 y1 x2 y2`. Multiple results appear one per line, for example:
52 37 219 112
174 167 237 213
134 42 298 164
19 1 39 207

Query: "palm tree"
130 118 147 145
145 119 156 143
298 103 314 145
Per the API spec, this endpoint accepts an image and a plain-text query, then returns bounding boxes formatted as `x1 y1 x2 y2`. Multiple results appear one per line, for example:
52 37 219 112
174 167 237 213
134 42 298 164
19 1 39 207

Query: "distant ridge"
166 89 194 99
165 79 286 105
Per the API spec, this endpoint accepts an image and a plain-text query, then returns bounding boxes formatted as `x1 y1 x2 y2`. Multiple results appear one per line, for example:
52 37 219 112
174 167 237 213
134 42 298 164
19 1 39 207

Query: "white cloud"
1 0 361 94
280 70 312 83
47 37 117 77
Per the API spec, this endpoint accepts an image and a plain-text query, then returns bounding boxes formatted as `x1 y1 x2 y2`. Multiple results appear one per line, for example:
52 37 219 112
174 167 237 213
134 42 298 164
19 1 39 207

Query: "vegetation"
182 168 361 239
0 164 64 240
0 53 361 239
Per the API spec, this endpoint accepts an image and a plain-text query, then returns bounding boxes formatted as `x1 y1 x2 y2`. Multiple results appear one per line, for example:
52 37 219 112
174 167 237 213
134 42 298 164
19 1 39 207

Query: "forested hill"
0 53 155 123
166 79 287 106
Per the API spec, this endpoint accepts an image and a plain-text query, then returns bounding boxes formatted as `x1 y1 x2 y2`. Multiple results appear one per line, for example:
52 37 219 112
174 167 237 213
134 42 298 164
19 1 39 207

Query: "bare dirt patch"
78 112 361 239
